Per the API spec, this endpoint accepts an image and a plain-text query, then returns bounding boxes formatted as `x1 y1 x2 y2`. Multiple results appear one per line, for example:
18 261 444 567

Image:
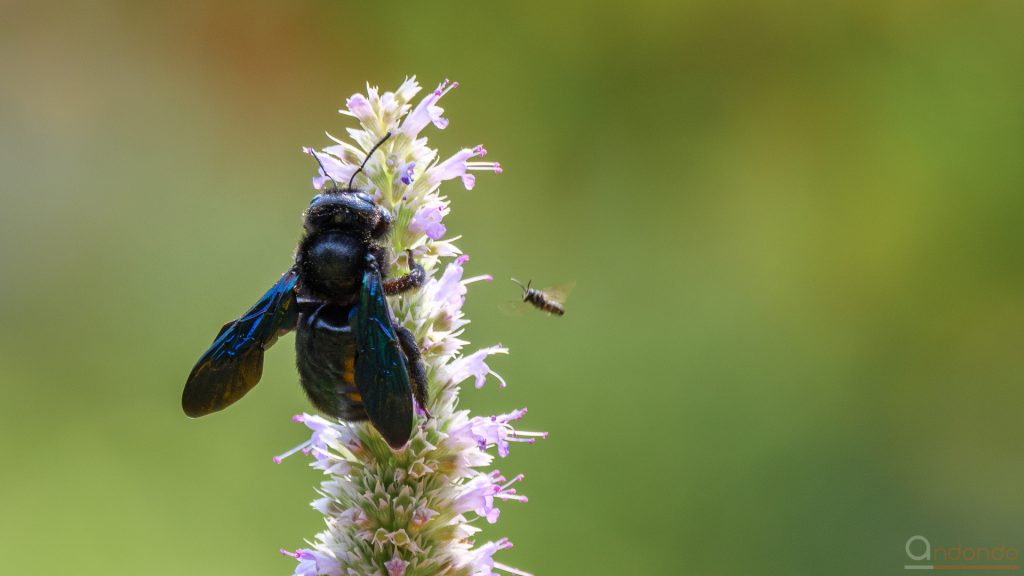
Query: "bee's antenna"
348 131 393 190
307 149 339 190
511 278 528 293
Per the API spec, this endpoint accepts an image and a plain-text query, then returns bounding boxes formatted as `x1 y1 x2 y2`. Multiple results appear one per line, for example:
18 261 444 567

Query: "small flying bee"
182 132 430 449
510 278 572 316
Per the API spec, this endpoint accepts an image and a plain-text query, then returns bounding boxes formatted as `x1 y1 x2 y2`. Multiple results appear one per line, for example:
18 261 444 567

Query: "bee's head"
303 132 394 237
303 189 392 237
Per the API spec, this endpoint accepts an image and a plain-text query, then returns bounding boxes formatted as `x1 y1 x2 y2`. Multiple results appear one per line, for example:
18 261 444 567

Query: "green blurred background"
3 1 1024 574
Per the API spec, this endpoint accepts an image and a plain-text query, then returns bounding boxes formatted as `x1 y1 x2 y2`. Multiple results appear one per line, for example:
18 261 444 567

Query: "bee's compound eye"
371 206 392 238
355 192 373 203
310 194 323 205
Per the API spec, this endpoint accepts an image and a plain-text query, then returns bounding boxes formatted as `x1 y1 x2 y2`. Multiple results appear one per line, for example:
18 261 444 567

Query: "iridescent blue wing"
354 266 414 449
182 269 300 417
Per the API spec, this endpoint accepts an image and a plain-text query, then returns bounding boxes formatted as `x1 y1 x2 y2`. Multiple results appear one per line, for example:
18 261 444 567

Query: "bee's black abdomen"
526 290 565 316
295 303 367 421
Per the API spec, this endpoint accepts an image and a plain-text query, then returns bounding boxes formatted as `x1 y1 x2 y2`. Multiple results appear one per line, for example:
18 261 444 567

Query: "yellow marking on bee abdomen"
340 355 356 385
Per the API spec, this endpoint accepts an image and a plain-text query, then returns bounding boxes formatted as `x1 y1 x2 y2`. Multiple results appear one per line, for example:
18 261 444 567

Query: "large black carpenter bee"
182 133 429 449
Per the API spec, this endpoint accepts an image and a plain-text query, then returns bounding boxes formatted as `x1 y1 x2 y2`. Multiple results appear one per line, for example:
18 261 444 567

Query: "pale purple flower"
449 408 548 457
398 160 417 185
340 77 421 130
453 470 530 524
273 413 353 469
409 202 446 240
416 255 492 336
445 344 510 389
393 76 420 103
431 254 472 308
304 147 356 190
344 93 375 126
401 79 457 138
422 331 469 361
453 472 499 521
456 538 535 576
281 548 342 576
410 504 439 528
425 145 502 190
444 412 501 472
427 238 462 258
384 553 409 576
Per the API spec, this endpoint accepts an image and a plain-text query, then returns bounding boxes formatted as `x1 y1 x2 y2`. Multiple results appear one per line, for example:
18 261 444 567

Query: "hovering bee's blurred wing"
182 268 299 417
354 267 414 449
540 280 576 304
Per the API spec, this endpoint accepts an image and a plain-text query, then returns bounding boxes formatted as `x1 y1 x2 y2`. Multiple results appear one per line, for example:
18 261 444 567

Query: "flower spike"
287 77 543 576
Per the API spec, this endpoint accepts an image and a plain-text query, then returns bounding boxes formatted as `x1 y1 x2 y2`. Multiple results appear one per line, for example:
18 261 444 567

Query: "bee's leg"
395 324 430 417
383 249 426 295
